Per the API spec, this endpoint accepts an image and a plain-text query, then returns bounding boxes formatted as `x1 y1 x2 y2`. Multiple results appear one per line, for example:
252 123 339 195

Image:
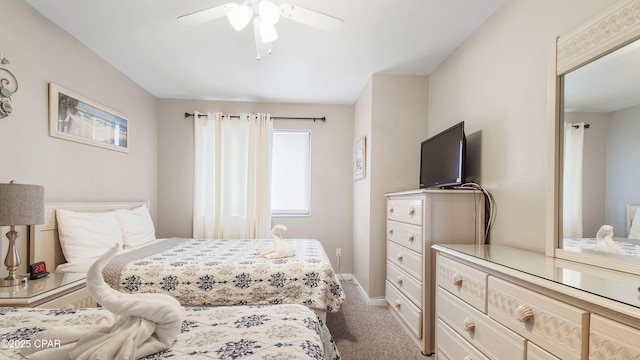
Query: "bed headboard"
626 204 640 236
28 201 148 269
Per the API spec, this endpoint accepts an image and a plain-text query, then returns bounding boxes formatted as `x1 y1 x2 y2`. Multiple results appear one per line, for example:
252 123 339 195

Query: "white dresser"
434 244 640 360
385 189 485 355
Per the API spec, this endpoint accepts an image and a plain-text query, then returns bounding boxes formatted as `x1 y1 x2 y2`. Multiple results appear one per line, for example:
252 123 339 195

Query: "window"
271 130 311 216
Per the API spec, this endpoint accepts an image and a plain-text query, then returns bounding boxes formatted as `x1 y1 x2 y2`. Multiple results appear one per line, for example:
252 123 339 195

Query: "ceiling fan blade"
178 3 237 26
279 3 343 33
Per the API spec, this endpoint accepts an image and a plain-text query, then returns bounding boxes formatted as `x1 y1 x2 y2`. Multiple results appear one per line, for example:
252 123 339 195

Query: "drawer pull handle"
388 229 394 236
408 234 415 242
463 317 475 332
396 276 403 284
516 305 534 322
453 274 463 286
409 207 416 216
397 253 403 261
389 207 394 214
395 300 401 308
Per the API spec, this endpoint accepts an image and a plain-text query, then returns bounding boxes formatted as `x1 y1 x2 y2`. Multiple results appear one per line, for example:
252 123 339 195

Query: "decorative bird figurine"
595 225 623 254
257 224 295 259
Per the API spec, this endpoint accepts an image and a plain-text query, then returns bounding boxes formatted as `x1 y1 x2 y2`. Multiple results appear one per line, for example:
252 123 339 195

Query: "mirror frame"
547 0 640 275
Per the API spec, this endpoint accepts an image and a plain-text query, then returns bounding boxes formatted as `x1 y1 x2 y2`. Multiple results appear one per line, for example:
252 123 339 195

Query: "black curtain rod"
184 112 326 122
571 123 590 129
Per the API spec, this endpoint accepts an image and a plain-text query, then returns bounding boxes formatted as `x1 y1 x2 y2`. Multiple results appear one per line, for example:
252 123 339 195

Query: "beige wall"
353 74 428 298
353 79 373 293
428 0 614 252
0 0 158 277
156 99 354 272
607 104 640 235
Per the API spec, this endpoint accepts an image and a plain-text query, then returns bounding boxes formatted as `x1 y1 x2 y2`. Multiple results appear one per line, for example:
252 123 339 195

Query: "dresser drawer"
437 319 490 360
436 254 487 312
487 277 588 360
589 314 640 359
527 342 561 360
388 241 422 280
387 220 423 254
387 198 423 226
386 280 422 338
387 260 421 306
437 288 526 360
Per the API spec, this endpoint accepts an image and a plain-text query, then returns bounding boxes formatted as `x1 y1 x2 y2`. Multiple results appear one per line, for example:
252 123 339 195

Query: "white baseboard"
337 273 388 307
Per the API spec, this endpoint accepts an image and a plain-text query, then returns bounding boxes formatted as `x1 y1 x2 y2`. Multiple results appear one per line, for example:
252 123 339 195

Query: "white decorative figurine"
257 224 296 259
595 225 623 254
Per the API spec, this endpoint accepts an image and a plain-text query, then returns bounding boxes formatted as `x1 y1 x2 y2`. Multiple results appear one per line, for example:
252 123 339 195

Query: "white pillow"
116 204 156 248
55 260 95 273
56 209 123 265
629 208 640 239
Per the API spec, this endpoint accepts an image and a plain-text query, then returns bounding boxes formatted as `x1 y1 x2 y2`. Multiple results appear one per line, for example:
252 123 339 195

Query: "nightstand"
0 272 96 308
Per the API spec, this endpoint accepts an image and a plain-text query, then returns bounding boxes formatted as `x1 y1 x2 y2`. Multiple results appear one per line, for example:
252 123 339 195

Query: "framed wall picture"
353 136 366 180
48 83 129 153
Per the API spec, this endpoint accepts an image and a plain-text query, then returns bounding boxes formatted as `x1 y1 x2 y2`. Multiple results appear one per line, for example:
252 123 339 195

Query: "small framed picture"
353 136 366 180
49 83 129 153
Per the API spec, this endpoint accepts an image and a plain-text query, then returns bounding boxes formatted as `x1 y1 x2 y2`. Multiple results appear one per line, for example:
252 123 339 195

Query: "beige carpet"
326 280 430 360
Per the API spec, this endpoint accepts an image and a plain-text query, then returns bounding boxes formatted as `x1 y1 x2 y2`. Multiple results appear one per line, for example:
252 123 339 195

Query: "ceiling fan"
178 0 344 60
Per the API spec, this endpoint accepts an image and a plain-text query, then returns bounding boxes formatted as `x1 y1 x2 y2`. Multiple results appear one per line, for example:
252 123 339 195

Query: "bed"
562 204 640 258
28 202 345 318
0 303 340 359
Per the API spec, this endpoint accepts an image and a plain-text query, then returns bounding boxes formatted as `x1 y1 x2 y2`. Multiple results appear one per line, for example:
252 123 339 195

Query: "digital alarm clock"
29 261 49 280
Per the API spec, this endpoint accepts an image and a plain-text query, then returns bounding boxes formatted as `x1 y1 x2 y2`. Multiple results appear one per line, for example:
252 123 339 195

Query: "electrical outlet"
336 248 342 257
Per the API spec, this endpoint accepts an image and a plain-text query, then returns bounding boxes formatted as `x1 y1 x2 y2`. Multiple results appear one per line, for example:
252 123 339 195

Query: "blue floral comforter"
103 238 345 312
0 304 340 359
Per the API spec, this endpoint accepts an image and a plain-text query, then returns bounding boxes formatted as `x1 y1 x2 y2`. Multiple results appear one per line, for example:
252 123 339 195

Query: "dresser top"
386 188 480 196
433 244 640 318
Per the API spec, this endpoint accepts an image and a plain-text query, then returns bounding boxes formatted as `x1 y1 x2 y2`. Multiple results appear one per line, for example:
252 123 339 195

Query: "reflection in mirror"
561 38 640 262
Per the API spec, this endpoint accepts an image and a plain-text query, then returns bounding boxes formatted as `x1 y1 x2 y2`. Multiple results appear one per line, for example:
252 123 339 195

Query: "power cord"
459 182 496 244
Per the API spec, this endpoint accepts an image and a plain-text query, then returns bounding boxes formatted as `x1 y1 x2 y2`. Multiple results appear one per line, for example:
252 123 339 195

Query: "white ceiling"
564 38 640 113
25 0 505 104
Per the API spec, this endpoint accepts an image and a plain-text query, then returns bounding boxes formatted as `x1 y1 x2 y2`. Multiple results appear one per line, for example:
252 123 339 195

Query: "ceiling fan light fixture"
257 18 278 43
258 1 280 25
178 1 344 60
227 3 253 31
253 17 272 60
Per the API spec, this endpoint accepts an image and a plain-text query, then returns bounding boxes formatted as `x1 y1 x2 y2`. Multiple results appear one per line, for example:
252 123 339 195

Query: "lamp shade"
258 1 280 25
227 4 253 31
257 18 278 43
0 181 44 226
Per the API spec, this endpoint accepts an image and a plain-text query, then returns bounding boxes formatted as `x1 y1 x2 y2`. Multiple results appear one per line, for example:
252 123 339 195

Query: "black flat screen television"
419 121 466 189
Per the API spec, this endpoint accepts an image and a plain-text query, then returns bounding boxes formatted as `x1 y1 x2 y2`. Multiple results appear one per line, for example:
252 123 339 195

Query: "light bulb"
258 1 280 25
227 4 253 31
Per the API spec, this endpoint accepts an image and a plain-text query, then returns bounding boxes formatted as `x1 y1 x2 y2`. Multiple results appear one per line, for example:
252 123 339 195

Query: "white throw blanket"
22 245 183 360
257 224 295 259
595 225 624 254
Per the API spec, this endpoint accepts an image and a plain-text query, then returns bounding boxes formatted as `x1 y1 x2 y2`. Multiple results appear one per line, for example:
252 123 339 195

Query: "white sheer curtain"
193 111 273 239
563 122 585 238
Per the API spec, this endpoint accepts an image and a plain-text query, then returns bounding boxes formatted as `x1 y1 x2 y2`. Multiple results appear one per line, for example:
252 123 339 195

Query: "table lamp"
0 180 44 286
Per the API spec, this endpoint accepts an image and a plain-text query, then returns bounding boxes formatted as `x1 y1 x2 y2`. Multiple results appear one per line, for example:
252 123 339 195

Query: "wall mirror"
548 0 640 275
